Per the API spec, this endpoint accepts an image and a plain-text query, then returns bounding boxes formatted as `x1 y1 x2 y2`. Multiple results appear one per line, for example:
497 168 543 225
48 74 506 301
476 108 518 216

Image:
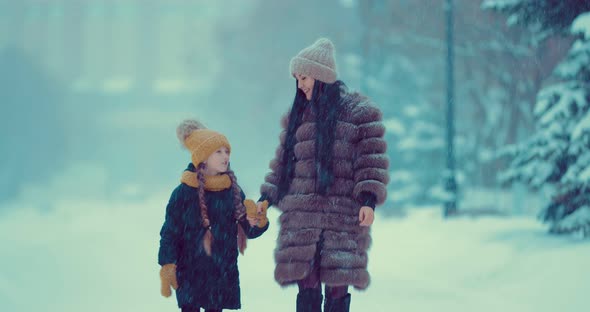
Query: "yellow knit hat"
177 119 231 166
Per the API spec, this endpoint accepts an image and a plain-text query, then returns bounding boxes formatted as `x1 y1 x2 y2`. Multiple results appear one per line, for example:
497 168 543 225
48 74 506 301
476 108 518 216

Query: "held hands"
359 206 375 227
244 199 259 226
159 263 178 297
244 199 268 228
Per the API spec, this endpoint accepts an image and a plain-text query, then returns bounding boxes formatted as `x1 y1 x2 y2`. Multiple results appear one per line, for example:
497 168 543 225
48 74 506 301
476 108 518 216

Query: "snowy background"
1 0 589 311
1 190 589 312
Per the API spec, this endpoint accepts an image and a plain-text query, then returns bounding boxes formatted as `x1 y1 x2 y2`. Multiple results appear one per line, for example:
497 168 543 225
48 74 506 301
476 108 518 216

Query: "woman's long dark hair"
277 79 344 200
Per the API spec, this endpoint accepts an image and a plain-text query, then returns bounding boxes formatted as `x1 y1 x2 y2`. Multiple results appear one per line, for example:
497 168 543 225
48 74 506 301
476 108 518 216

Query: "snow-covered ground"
1 182 588 312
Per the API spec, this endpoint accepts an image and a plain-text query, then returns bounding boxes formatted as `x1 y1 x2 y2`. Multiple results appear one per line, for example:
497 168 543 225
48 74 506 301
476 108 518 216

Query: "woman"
258 38 389 312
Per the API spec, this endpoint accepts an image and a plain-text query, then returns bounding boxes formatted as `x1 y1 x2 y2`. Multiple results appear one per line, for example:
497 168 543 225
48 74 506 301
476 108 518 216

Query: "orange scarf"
180 171 231 191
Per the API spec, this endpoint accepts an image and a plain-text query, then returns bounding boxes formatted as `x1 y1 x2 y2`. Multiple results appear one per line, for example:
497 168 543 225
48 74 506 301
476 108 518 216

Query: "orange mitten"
257 200 269 227
159 263 178 297
244 199 258 219
243 199 269 228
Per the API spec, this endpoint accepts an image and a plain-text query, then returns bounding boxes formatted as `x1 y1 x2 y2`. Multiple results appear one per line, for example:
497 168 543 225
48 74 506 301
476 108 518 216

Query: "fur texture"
176 119 205 148
261 86 389 290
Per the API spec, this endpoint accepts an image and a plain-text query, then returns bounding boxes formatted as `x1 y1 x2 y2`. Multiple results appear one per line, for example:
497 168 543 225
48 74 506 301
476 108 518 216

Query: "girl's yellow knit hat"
176 119 231 166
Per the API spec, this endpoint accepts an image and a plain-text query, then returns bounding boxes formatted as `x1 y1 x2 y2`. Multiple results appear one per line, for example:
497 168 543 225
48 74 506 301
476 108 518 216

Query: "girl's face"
204 146 230 175
295 74 315 100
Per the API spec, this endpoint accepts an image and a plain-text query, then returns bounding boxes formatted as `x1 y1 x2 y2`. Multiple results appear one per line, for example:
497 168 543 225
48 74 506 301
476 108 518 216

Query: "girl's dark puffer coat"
159 166 268 310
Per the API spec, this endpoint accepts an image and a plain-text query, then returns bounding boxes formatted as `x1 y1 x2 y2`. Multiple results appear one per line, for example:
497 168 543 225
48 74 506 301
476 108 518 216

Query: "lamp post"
444 0 458 217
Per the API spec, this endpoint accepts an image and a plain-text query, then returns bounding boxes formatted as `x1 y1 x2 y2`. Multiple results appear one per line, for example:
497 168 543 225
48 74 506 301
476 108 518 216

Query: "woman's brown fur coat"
261 89 389 290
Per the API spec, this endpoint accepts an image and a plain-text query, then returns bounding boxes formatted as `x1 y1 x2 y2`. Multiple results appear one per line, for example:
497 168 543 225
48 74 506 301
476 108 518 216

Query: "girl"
158 119 269 312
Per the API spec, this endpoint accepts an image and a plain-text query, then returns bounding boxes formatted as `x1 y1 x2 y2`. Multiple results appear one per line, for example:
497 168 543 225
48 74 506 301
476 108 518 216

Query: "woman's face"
295 74 315 100
204 146 230 175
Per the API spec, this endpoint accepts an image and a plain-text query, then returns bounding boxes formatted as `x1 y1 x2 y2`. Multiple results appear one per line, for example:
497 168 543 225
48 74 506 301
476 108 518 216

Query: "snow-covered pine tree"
485 0 590 236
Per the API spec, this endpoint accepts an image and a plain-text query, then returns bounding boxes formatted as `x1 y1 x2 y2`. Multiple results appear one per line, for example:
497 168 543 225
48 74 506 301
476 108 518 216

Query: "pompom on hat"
176 119 231 166
290 37 338 84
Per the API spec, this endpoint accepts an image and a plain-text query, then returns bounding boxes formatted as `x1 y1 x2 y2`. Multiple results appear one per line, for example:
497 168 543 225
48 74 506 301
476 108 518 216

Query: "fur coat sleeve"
350 98 390 205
